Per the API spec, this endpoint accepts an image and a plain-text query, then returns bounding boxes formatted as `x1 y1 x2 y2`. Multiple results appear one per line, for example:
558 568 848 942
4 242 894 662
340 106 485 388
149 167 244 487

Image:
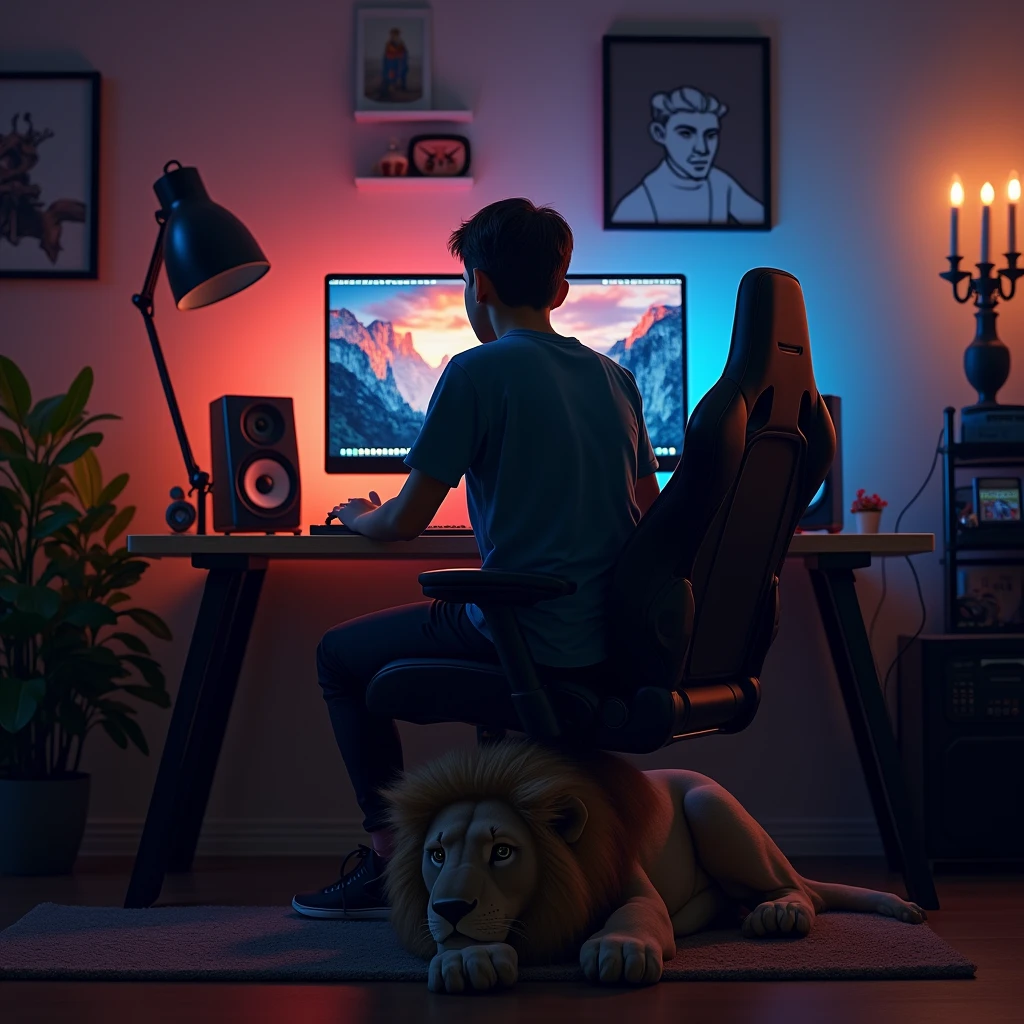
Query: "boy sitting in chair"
293 198 661 919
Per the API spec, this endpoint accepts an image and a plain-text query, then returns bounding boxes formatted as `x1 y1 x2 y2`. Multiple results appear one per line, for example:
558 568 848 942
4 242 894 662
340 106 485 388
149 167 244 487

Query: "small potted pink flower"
850 489 888 534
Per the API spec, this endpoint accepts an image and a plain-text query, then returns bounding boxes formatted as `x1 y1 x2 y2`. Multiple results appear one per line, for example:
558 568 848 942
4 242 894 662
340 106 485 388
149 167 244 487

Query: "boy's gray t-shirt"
405 328 658 667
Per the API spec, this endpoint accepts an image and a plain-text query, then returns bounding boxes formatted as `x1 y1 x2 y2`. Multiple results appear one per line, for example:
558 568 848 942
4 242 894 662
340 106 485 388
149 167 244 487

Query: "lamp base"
961 404 1024 443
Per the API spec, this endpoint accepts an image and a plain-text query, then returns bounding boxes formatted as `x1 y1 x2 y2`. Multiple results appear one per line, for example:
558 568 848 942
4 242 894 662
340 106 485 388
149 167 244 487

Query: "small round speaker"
242 403 285 446
165 486 196 533
239 455 295 513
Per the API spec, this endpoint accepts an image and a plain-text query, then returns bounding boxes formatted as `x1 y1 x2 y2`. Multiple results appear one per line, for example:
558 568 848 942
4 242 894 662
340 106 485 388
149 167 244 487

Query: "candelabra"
940 251 1024 413
940 175 1024 439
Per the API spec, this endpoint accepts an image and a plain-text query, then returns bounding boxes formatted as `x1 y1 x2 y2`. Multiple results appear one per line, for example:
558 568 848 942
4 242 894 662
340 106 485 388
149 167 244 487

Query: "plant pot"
0 773 90 875
853 510 883 534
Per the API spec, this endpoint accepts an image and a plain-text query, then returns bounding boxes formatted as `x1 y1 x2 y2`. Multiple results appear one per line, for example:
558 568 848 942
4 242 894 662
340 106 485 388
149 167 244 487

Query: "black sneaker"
291 845 390 920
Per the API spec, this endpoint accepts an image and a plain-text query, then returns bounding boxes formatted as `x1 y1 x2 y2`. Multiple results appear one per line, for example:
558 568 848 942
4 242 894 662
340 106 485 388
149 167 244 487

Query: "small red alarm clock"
408 134 471 177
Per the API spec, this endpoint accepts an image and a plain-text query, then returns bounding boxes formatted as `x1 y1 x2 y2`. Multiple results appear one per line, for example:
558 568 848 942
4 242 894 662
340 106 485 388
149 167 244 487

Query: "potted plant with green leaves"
0 355 172 875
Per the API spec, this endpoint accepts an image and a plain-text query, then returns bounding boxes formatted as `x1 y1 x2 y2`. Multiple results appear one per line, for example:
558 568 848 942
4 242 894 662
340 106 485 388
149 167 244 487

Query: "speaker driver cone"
242 403 285 446
240 456 294 512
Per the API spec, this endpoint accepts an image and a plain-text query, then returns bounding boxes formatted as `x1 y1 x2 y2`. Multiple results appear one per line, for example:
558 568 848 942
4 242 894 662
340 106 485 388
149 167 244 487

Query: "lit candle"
950 176 964 256
1009 171 1020 254
981 181 995 264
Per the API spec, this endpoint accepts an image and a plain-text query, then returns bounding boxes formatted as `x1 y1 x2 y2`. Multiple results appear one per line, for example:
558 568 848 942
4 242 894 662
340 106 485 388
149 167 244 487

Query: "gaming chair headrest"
723 268 817 422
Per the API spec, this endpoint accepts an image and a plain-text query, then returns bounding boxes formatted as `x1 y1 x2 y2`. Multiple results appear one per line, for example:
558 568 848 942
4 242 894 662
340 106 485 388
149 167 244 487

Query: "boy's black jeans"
317 601 498 832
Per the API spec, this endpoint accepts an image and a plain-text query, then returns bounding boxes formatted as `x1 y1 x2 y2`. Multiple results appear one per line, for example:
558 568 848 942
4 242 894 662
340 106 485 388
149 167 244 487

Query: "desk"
123 531 937 911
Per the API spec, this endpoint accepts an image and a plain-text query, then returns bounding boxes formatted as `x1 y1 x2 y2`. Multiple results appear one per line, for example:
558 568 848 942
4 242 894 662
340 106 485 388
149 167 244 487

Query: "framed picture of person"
0 71 101 278
603 36 771 231
355 7 432 112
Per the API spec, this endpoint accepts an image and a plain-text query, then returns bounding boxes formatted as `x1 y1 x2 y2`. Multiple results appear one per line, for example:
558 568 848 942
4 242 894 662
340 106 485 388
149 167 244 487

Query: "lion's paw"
873 893 928 924
428 943 518 994
741 898 814 938
580 933 664 986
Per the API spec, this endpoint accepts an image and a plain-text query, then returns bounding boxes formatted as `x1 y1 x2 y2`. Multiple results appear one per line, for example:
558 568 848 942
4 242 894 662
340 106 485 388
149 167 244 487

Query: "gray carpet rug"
0 904 975 982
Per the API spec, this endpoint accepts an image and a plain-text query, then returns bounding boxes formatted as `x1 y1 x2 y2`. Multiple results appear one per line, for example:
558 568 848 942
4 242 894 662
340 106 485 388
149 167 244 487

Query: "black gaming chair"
366 268 836 753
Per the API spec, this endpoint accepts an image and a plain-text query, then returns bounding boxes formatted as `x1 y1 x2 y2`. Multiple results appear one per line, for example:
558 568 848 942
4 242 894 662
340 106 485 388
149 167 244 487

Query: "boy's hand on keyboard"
334 491 381 530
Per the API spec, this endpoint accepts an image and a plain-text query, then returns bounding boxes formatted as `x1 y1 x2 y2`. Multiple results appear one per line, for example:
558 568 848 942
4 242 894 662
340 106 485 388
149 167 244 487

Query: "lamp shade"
154 161 270 310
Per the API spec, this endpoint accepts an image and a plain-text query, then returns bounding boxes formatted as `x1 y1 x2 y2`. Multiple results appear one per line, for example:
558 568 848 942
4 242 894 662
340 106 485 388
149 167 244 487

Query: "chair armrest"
418 568 576 606
417 569 572 741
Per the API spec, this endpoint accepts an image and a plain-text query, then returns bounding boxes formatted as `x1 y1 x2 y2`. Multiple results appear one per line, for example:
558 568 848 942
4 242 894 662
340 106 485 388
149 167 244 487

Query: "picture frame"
407 134 470 176
0 71 100 278
603 35 771 231
973 476 1022 523
355 7 432 113
956 565 1024 631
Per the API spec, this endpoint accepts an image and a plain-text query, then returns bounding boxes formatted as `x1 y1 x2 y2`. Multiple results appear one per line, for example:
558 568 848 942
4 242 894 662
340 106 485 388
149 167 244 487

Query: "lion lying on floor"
381 739 926 994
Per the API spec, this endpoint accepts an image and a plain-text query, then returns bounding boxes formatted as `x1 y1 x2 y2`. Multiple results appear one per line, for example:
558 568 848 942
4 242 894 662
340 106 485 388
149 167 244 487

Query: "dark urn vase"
963 296 1010 407
0 773 91 875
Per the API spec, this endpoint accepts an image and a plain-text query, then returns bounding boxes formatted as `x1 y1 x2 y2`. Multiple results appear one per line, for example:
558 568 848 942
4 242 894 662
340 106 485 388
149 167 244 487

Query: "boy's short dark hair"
448 198 573 310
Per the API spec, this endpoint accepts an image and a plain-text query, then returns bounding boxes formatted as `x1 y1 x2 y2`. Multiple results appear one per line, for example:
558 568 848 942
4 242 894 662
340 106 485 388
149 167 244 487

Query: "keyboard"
309 524 473 536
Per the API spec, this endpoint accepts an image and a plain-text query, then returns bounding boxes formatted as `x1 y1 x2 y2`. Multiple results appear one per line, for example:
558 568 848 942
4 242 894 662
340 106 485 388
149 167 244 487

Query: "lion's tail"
802 878 898 914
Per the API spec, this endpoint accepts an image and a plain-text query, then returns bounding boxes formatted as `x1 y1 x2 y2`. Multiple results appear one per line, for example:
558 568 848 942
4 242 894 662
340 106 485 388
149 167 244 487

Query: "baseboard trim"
80 816 882 859
80 819 369 858
764 817 883 857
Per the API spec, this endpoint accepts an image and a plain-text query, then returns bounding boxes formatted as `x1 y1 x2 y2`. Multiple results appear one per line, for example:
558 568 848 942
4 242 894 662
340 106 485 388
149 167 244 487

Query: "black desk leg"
125 567 246 908
807 560 939 910
167 568 266 872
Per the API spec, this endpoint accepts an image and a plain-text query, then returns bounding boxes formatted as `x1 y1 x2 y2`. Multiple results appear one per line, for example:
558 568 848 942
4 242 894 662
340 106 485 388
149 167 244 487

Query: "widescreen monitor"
325 274 687 474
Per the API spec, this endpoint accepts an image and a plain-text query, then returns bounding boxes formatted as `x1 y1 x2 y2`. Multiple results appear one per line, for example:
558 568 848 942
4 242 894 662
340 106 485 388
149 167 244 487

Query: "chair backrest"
608 267 835 696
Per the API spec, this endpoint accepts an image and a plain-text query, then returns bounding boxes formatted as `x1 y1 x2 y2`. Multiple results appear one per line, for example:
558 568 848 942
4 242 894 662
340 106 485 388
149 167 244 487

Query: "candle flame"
1010 174 1021 203
981 181 996 205
950 178 965 207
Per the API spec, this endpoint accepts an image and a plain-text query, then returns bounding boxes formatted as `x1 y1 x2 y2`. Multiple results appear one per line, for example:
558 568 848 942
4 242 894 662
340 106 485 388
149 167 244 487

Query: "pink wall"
5 0 1024 854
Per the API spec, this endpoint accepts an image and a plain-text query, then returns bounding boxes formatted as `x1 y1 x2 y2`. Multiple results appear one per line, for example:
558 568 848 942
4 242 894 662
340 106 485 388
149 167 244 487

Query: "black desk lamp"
132 160 270 534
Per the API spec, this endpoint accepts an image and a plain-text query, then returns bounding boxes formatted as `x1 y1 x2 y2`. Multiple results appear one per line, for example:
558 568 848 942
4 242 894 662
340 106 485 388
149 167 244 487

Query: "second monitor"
325 274 687 473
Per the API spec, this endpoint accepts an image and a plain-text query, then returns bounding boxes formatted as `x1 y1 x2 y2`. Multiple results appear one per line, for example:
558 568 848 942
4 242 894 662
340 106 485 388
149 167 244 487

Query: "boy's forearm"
347 469 450 541
353 499 416 541
636 473 661 516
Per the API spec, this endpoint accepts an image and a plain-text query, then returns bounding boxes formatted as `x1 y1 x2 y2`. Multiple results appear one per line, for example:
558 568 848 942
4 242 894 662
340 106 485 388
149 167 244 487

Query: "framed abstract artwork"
0 71 101 278
355 7 432 113
603 36 771 231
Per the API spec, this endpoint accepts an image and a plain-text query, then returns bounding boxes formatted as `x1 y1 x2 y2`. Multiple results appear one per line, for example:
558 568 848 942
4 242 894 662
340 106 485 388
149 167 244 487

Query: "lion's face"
383 740 658 965
422 799 540 946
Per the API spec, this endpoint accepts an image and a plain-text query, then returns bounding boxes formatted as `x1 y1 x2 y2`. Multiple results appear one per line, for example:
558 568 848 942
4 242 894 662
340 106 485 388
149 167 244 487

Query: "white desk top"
126 532 934 560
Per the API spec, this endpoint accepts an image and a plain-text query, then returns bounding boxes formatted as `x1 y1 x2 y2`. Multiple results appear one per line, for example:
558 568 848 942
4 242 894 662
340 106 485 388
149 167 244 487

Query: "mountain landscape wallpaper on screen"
327 283 683 456
605 303 684 449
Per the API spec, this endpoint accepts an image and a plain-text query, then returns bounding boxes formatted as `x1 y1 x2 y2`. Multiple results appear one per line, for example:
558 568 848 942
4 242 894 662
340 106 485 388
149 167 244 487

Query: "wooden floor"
1 857 1021 1023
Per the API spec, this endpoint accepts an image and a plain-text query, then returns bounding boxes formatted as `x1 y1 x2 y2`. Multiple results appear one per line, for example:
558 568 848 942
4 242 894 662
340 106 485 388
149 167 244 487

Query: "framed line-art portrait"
0 71 101 277
355 7 432 113
604 36 771 231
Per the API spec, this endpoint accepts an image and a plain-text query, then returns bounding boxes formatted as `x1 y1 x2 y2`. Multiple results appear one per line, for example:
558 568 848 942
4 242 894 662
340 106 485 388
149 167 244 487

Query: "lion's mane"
381 739 661 965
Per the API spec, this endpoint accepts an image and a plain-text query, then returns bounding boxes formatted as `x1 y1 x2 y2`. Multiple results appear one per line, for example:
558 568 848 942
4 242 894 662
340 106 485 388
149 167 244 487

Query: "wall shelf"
942 441 1024 468
354 109 473 124
955 527 1024 550
942 406 1024 632
354 176 474 192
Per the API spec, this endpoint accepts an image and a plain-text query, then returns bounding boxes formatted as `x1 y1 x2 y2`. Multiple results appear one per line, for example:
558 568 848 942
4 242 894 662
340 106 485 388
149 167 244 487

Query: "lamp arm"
131 211 211 534
138 210 168 307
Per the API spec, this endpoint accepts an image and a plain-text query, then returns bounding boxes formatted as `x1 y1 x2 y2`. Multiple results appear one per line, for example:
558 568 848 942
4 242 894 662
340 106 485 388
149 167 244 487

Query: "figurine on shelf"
376 138 409 177
955 486 979 529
